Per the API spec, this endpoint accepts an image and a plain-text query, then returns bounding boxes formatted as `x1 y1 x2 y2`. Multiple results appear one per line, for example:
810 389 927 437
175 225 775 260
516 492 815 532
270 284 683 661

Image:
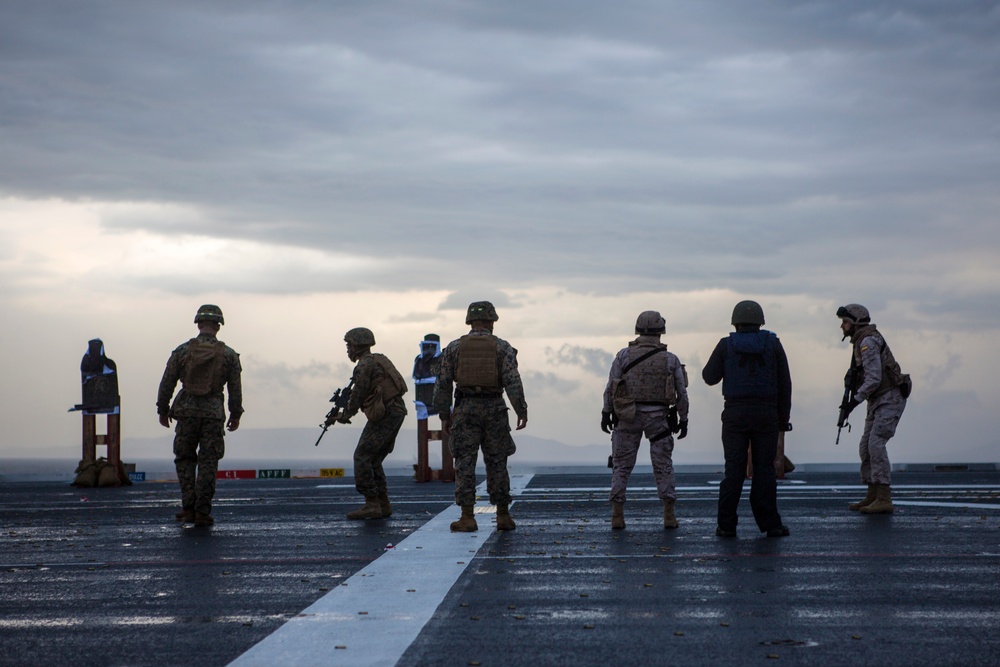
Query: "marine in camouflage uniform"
602 311 689 530
157 305 243 526
433 301 527 532
335 327 408 520
837 304 910 515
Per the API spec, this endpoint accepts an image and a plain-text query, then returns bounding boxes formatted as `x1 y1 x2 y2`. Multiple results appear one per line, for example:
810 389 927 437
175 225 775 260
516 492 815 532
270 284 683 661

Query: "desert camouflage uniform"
851 325 907 486
603 336 689 504
433 328 527 507
343 351 407 498
156 333 243 516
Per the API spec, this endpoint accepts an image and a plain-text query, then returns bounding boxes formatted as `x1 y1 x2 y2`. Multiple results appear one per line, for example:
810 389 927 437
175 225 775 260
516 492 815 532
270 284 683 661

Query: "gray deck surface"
2 471 999 666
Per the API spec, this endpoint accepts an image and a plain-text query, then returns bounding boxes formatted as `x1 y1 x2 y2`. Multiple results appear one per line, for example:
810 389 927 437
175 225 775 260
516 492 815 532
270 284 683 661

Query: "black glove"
677 420 688 440
837 398 860 428
601 411 614 434
667 406 679 433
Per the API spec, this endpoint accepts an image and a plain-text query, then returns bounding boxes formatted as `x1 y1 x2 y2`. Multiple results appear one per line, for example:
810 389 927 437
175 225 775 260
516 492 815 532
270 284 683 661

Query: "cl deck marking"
228 474 532 667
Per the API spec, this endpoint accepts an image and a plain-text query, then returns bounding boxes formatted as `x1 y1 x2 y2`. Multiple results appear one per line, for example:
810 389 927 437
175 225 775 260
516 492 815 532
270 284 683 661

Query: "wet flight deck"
2 470 999 666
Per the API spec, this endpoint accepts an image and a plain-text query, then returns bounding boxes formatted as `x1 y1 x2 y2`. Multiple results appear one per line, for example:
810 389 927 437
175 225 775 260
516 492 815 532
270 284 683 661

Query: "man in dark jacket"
702 300 791 538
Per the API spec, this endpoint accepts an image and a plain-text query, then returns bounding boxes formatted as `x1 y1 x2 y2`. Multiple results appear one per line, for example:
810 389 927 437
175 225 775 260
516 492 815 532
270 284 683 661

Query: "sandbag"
72 459 99 487
97 462 120 487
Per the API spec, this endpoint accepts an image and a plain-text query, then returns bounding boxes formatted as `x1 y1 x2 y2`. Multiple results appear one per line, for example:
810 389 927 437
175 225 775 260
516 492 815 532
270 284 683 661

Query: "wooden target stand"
415 417 454 483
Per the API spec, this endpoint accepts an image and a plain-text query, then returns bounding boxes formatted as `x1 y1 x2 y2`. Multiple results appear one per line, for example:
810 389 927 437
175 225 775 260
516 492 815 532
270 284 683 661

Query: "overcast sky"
2 1 998 467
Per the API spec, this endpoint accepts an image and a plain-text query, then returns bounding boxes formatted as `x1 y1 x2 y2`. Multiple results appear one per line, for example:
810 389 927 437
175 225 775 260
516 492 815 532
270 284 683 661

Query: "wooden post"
415 417 454 483
83 414 97 463
80 410 124 485
415 418 432 482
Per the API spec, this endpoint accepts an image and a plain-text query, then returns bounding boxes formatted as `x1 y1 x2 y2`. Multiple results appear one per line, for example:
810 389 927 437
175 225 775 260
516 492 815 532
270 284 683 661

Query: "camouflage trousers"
173 416 226 515
610 409 676 504
859 392 906 485
354 403 406 498
450 400 517 507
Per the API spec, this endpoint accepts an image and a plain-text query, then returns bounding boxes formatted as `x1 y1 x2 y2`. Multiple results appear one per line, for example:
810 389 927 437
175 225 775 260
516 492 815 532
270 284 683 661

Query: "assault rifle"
836 365 857 445
314 379 354 446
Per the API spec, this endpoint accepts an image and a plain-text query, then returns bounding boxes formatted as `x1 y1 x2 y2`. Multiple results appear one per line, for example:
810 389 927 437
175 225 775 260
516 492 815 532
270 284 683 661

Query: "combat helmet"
731 300 765 326
344 327 376 347
836 304 871 324
466 301 499 324
634 310 666 335
194 304 225 325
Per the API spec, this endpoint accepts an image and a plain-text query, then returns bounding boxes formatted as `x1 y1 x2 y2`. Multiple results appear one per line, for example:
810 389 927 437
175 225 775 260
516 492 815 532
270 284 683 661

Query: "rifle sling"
622 348 666 376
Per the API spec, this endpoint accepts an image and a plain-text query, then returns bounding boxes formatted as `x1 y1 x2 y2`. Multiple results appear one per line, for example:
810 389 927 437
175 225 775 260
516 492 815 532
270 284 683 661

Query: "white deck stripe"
228 474 533 667
892 500 1000 510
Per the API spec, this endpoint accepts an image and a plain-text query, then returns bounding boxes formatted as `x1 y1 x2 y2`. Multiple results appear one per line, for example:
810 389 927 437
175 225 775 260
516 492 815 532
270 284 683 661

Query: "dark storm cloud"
2 1 999 323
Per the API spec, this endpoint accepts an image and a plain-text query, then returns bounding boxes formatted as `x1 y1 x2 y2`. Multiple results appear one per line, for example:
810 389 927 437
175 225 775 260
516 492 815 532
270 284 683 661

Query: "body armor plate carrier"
182 338 226 397
722 331 778 400
456 335 500 391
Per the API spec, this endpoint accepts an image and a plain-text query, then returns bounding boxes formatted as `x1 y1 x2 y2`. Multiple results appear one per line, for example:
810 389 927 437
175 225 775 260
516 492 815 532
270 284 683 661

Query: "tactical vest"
370 353 408 402
182 338 226 396
852 326 911 398
456 335 500 390
722 331 778 400
624 342 673 405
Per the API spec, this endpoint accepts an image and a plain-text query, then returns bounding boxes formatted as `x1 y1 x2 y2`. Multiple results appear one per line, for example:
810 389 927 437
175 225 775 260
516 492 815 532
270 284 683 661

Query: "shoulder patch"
860 345 869 351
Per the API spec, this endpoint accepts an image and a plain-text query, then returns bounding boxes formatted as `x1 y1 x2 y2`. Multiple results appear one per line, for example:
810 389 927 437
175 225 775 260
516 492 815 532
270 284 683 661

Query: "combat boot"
346 496 384 520
175 509 195 523
663 498 678 530
450 505 478 532
496 504 516 531
378 492 392 518
611 501 625 530
849 484 878 511
194 512 214 526
860 484 894 514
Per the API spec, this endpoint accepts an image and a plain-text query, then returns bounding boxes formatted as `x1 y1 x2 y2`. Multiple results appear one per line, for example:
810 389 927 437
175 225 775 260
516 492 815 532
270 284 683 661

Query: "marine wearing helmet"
634 310 666 335
194 304 225 326
466 301 499 324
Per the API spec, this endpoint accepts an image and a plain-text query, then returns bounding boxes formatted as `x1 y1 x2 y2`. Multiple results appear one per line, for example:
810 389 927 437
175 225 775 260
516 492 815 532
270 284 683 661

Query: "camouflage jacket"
345 350 407 420
850 324 905 407
156 333 243 420
433 328 527 420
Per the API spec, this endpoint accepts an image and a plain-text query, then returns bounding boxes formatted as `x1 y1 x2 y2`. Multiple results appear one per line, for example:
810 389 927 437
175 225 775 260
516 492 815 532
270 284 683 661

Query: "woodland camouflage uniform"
433 305 527 514
157 306 243 521
343 349 408 501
